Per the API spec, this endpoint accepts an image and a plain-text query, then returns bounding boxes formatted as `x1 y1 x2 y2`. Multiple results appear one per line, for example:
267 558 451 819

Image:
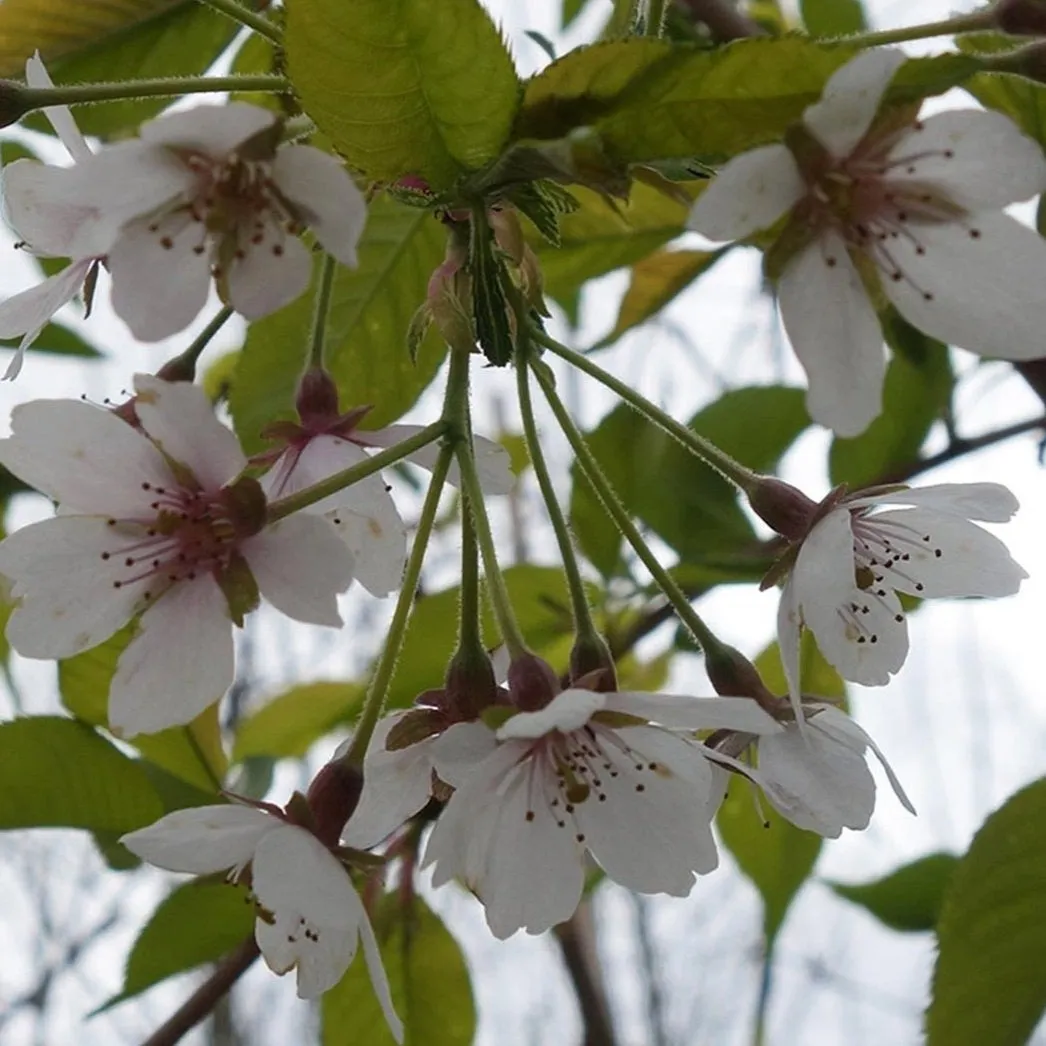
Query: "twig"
673 0 765 40
554 907 619 1046
141 937 260 1046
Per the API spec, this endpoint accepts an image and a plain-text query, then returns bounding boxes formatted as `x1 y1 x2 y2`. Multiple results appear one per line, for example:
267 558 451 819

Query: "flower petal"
776 576 805 721
793 508 861 615
778 234 885 437
356 899 405 1043
0 398 170 515
272 145 367 267
687 144 804 241
887 110 1046 209
133 375 246 489
243 514 354 627
25 52 91 163
120 805 277 874
108 216 212 342
601 691 781 733
430 719 498 787
803 48 906 157
226 232 313 321
881 211 1046 361
109 576 234 737
497 688 605 740
851 482 1019 522
140 102 277 156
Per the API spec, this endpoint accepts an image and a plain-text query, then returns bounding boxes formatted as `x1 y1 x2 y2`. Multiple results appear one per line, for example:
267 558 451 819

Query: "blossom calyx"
704 641 781 713
305 760 365 848
746 474 821 541
506 651 561 711
992 0 1046 36
444 643 500 720
296 367 342 427
568 632 617 692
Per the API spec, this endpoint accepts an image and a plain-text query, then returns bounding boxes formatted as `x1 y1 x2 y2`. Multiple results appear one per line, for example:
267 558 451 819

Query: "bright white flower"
777 482 1026 699
0 375 353 736
748 703 914 838
53 102 367 341
689 48 1046 436
421 688 779 938
121 804 403 1036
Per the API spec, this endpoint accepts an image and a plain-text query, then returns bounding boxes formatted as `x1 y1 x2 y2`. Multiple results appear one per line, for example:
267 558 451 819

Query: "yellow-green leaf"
286 0 521 187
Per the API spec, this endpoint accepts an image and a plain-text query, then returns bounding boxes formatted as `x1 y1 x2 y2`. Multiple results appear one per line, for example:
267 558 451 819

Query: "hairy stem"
844 10 992 46
306 254 338 369
23 74 287 110
196 0 283 43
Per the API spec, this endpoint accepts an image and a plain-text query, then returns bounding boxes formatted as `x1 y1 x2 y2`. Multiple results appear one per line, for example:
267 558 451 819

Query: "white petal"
108 216 212 342
244 514 354 627
227 232 313 321
793 508 860 615
601 691 781 733
133 375 246 489
273 145 367 267
430 719 499 787
140 102 277 157
26 53 91 163
887 110 1046 209
881 212 1046 361
109 576 234 737
329 496 406 599
776 576 805 721
356 900 404 1042
687 144 804 241
497 688 605 740
0 517 149 658
120 805 277 873
0 398 170 515
261 436 370 509
864 508 1026 598
778 235 885 437
803 49 906 157
853 482 1019 522
341 714 437 849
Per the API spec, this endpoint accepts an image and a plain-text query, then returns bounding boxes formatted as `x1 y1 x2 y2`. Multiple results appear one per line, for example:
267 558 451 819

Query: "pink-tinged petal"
140 102 277 157
108 216 212 342
601 691 781 734
26 52 91 163
497 688 605 740
109 576 234 737
776 576 805 722
226 232 312 321
888 110 1046 209
356 902 404 1042
261 436 370 508
133 375 246 489
866 508 1026 598
687 144 804 241
0 398 170 515
803 48 906 157
0 517 149 658
273 145 366 267
881 212 1046 361
851 482 1019 522
778 235 885 437
243 514 354 627
120 805 276 874
340 714 436 849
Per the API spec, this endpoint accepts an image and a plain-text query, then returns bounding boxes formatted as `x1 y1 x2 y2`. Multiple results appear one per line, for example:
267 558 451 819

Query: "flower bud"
305 760 365 848
746 474 819 540
506 652 561 712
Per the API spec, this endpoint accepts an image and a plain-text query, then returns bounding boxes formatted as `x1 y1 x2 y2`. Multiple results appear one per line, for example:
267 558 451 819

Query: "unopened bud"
992 0 1046 36
568 633 617 691
507 652 561 712
746 475 818 541
305 760 364 849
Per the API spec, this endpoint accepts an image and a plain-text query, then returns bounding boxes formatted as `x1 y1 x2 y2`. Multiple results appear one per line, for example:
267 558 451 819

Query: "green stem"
306 255 338 369
643 0 668 35
842 10 991 46
166 306 234 376
22 74 288 110
196 0 283 43
532 326 758 492
533 361 728 659
458 494 483 655
516 354 597 641
266 422 447 522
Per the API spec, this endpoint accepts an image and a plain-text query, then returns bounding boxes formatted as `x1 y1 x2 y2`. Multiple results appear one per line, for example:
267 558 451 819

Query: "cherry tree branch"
554 908 619 1046
142 937 260 1046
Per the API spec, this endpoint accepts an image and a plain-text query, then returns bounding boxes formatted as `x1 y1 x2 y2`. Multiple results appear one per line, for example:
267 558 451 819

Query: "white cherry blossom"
777 482 1027 698
0 376 353 736
53 102 367 341
121 804 403 1036
421 688 779 938
689 48 1046 436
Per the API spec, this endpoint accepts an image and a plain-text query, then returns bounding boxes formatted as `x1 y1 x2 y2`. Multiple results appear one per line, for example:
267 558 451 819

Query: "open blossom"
121 804 402 1037
0 376 353 736
777 482 1027 699
51 102 367 341
421 687 779 938
689 48 1046 436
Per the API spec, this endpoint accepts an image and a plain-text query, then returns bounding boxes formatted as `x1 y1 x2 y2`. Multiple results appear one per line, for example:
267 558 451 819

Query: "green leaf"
959 34 1046 147
830 852 957 932
562 0 593 29
596 247 727 346
0 716 162 831
233 681 364 762
230 199 448 454
5 0 239 138
800 0 866 36
60 628 227 793
286 0 520 188
928 778 1046 1046
106 879 254 1009
755 632 846 703
829 315 952 488
323 895 475 1046
0 322 103 364
570 387 809 576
